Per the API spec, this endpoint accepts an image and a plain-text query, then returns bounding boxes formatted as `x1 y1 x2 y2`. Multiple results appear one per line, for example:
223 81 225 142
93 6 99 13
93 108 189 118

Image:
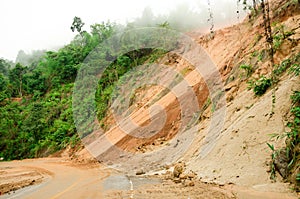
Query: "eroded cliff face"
184 0 300 189
81 0 299 193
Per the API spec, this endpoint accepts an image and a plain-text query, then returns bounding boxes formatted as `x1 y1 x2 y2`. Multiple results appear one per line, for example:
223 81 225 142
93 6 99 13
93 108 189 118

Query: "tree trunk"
253 0 257 14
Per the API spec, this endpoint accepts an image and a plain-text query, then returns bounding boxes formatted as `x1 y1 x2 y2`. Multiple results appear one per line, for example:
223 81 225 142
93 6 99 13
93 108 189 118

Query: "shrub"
248 76 272 96
240 64 253 77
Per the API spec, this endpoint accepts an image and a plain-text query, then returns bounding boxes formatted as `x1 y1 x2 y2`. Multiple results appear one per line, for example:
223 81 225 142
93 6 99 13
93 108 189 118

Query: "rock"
107 161 113 166
187 172 196 179
188 180 195 186
226 86 238 102
225 81 237 91
173 162 185 178
183 179 195 187
136 169 145 175
179 174 188 180
173 178 181 183
274 150 289 178
164 171 173 180
164 164 170 170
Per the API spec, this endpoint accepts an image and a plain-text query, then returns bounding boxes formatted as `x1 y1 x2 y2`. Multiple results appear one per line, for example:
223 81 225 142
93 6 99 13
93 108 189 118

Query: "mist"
0 0 253 61
130 0 249 31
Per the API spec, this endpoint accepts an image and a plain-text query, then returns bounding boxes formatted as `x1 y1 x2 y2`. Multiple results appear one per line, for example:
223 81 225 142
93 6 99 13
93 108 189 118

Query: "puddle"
103 175 161 191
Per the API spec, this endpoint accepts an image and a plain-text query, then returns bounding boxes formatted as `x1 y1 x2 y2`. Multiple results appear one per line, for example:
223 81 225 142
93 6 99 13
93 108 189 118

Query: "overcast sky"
0 0 246 61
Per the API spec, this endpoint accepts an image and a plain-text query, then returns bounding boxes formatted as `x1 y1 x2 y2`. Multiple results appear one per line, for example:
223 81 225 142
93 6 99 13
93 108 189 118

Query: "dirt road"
0 158 235 199
0 158 298 199
0 158 109 199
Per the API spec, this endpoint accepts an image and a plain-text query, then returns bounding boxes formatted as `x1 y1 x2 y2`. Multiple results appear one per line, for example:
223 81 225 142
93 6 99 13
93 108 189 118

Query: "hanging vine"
261 0 276 115
261 0 274 67
252 0 258 14
236 0 243 55
236 1 241 22
207 0 214 34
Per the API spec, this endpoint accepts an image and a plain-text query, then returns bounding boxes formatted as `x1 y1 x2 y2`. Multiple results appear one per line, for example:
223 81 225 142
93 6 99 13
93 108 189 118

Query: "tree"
71 16 85 34
90 21 115 42
24 69 47 94
0 58 11 76
0 73 7 92
9 63 27 97
252 0 258 13
261 0 274 67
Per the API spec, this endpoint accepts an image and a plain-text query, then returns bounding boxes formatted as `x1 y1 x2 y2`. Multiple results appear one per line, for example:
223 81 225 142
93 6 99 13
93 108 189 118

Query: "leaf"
268 133 280 140
267 143 275 151
296 173 300 181
288 158 294 169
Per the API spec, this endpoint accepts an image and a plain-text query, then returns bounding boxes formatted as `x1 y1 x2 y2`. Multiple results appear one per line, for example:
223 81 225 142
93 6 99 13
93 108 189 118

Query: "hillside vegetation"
0 19 174 160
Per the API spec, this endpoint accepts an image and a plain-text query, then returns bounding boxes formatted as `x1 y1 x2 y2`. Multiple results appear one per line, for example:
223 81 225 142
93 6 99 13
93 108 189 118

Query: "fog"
133 1 249 31
0 0 251 61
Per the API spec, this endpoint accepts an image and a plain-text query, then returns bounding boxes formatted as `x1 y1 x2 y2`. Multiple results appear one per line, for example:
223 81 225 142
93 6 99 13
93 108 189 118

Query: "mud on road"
0 158 298 199
0 158 236 199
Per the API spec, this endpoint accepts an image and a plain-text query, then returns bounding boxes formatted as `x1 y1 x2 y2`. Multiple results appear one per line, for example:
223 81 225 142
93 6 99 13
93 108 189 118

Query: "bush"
248 76 272 96
254 77 272 96
240 64 253 77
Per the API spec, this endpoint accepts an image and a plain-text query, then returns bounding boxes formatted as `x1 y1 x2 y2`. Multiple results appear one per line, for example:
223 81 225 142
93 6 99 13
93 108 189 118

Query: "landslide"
86 0 300 195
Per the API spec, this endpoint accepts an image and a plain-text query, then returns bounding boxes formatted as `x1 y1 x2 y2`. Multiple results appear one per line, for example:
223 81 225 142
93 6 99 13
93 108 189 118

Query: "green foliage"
0 84 77 160
252 34 263 47
9 63 27 97
148 49 167 63
267 142 277 180
272 24 295 51
240 64 253 77
0 73 8 92
258 50 265 62
273 34 284 51
0 16 173 160
290 64 300 76
274 0 300 18
271 53 300 77
158 21 171 29
267 142 275 151
297 173 300 181
282 91 300 178
0 58 12 76
248 76 272 96
289 53 300 76
273 58 291 76
71 16 85 34
268 72 300 182
0 19 119 160
291 91 300 104
254 77 271 96
95 48 166 122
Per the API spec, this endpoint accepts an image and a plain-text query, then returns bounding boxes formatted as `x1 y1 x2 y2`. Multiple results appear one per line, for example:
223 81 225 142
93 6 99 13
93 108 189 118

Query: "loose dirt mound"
0 165 47 195
104 179 234 199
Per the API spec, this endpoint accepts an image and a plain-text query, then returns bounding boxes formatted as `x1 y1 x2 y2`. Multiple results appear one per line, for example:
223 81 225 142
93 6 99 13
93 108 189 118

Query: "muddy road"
0 158 233 199
0 158 298 199
0 158 109 198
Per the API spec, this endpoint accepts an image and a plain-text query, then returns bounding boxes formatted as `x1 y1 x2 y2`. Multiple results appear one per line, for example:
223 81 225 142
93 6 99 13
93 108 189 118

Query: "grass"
240 64 253 78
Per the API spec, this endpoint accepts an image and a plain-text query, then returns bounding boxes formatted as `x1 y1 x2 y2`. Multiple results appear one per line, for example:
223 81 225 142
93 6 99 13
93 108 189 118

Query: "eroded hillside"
79 0 300 192
1 0 299 198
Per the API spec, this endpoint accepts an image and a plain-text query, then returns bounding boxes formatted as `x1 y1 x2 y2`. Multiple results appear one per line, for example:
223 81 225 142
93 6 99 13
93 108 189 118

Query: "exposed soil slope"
1 1 299 198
